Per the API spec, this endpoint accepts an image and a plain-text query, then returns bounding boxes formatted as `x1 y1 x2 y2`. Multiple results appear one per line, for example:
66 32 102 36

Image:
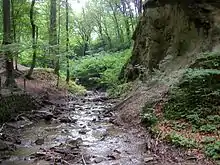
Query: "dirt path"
0 91 215 165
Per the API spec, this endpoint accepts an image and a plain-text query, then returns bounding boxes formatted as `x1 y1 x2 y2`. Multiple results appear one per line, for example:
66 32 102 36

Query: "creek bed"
0 92 148 165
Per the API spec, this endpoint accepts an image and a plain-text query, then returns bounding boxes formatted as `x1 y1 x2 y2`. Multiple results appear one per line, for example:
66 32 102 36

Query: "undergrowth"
141 52 220 160
72 49 131 91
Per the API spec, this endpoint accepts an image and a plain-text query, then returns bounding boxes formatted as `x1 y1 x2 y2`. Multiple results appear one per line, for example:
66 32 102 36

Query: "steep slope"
120 0 220 81
116 0 220 163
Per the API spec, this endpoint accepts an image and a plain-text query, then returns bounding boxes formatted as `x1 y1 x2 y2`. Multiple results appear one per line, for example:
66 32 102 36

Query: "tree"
66 0 70 83
3 0 17 87
26 0 38 79
49 0 58 74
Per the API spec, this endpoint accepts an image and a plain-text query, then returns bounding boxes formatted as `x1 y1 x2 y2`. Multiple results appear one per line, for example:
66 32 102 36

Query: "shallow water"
0 92 148 165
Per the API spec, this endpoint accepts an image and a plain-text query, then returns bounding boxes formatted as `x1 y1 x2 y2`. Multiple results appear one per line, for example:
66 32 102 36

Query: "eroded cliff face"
121 0 220 81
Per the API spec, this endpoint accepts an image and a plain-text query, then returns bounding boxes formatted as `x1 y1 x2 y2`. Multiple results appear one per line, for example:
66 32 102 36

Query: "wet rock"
79 130 87 135
144 157 154 162
6 117 33 129
0 140 8 151
35 110 54 121
59 116 77 123
68 138 83 147
94 157 105 163
35 138 44 145
107 153 121 160
15 138 22 144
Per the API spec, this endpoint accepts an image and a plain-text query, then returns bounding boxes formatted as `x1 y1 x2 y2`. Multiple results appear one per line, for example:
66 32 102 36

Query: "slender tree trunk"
3 0 16 88
138 0 143 15
121 1 131 42
49 0 58 73
26 0 37 79
108 2 122 43
102 19 112 49
56 0 61 87
11 0 18 70
65 0 70 83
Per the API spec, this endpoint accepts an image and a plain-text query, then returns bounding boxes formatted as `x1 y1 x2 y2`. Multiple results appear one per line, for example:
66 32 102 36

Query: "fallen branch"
82 154 87 165
61 159 71 165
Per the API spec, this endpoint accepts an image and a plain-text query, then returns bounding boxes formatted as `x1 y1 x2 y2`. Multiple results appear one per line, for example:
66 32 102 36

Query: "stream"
0 92 148 165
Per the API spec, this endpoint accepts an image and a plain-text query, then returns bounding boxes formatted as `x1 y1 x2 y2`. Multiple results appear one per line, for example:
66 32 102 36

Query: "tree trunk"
26 0 37 79
3 0 17 88
49 0 58 74
65 0 70 83
11 0 18 70
56 0 61 87
138 0 143 15
109 2 122 43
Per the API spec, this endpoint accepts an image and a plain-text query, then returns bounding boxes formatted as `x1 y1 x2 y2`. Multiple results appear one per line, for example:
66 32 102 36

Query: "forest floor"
0 70 217 165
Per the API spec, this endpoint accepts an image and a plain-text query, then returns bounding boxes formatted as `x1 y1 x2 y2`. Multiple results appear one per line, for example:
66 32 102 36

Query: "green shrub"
199 124 217 133
72 49 131 89
141 103 158 127
164 68 220 125
167 132 197 148
59 79 86 95
205 141 220 159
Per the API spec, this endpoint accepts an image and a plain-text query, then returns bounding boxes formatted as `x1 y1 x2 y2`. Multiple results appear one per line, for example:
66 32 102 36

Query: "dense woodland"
1 0 142 89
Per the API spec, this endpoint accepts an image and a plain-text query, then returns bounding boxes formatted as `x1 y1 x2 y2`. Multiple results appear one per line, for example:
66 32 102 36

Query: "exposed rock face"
121 0 220 81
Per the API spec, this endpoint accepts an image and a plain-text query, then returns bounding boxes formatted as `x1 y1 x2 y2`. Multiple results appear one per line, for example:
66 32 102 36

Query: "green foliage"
72 49 131 89
205 141 220 159
199 124 217 133
164 68 220 122
59 79 86 95
166 132 197 148
171 121 189 131
141 103 158 127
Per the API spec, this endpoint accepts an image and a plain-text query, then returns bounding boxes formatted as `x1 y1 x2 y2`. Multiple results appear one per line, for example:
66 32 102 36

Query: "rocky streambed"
0 92 149 165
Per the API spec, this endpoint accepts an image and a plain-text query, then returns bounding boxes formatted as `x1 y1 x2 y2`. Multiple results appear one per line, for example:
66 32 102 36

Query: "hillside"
117 0 220 162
